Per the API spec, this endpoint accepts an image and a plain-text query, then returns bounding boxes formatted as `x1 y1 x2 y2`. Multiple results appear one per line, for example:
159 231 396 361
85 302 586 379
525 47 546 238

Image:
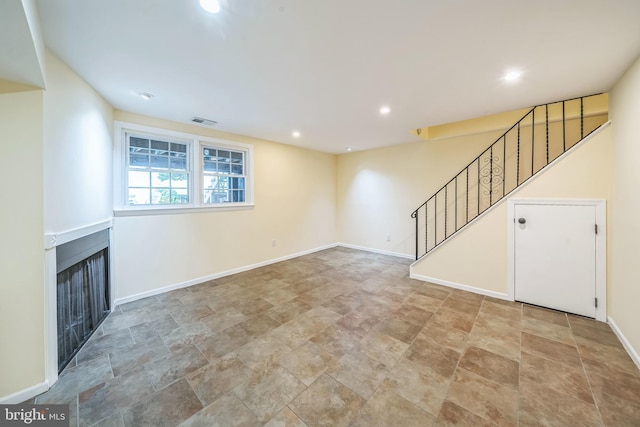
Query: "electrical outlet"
272 239 277 247
385 234 391 242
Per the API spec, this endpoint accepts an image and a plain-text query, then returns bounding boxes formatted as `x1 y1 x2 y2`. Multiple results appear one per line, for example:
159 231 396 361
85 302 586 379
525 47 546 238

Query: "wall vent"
191 117 218 126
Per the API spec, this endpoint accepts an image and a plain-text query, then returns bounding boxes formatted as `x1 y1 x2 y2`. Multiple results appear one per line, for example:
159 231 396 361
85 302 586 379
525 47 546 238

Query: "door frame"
507 199 607 322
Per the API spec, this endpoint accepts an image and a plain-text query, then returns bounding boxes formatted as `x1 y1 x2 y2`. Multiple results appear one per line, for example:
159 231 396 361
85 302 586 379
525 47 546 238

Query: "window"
202 147 246 204
115 122 253 214
127 135 190 205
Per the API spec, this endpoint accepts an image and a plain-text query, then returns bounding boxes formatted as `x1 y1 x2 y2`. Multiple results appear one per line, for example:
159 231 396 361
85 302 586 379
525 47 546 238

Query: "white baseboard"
114 243 339 306
607 316 640 370
0 381 49 404
410 272 511 301
337 243 414 260
114 242 416 307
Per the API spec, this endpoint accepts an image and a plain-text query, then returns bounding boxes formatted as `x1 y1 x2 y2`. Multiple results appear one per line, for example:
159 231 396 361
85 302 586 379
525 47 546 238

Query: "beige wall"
43 51 114 233
112 112 337 300
610 54 640 358
1 49 114 402
412 125 613 295
337 130 505 256
0 89 45 398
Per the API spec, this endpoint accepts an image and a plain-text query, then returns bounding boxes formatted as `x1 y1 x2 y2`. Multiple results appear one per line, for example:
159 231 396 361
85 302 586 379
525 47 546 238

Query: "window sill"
113 204 255 217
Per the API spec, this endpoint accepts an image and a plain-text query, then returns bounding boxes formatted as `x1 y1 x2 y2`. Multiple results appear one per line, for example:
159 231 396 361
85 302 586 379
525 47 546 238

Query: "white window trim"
114 121 254 216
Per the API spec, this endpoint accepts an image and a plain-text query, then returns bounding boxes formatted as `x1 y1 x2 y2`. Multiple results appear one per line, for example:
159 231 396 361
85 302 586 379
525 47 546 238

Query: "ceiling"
30 0 640 153
0 0 45 88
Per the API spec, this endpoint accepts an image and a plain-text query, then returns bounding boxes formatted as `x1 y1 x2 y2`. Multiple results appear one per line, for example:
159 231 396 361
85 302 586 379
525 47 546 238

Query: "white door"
514 203 596 317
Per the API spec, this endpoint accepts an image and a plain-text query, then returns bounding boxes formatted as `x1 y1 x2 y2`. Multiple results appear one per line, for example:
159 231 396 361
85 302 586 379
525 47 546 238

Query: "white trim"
608 316 640 370
114 243 339 306
506 201 515 301
508 198 607 322
114 204 255 217
43 219 114 394
44 219 113 250
44 248 58 393
410 273 510 300
337 243 414 260
595 201 607 321
0 381 49 404
108 227 116 310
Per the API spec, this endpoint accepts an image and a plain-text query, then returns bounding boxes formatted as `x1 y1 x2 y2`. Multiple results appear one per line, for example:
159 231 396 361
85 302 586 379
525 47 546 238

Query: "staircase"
411 93 608 260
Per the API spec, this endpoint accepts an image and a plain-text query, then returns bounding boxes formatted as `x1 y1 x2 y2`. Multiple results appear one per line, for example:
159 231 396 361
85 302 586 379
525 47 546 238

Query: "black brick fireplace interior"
56 230 110 372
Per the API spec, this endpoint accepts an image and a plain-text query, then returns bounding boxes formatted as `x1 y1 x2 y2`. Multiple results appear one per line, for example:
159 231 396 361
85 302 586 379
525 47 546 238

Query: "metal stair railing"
411 94 608 260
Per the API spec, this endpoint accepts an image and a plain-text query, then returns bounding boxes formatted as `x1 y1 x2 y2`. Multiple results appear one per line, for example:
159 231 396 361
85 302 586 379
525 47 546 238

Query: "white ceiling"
34 0 640 153
0 0 45 88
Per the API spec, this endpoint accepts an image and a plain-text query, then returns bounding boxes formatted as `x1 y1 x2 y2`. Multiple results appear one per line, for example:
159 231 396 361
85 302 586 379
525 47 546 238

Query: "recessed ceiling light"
292 131 301 138
200 0 221 13
503 70 522 82
139 92 154 100
346 147 353 152
379 106 391 115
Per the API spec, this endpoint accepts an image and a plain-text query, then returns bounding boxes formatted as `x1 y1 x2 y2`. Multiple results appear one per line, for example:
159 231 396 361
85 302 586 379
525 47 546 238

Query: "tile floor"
33 247 640 426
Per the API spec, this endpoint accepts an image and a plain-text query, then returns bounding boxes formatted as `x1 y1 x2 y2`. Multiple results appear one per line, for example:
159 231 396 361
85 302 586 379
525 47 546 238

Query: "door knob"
518 218 526 224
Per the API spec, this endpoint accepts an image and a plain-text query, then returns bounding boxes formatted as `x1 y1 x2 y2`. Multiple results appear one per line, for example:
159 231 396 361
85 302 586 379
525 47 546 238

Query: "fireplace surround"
55 229 110 372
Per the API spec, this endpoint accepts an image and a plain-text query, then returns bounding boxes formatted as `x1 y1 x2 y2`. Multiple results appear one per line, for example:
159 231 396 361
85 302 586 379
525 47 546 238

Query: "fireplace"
55 229 110 372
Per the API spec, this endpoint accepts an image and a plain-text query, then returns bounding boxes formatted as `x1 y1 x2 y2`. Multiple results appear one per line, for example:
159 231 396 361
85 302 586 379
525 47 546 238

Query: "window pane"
215 191 229 203
218 163 230 173
231 164 243 175
128 188 150 205
129 146 149 155
171 173 188 188
231 152 243 163
151 155 169 169
232 177 245 190
203 175 214 190
151 172 172 187
233 190 245 202
203 186 231 204
151 188 172 204
170 157 187 170
128 171 150 187
130 137 149 149
172 189 189 204
203 161 217 172
129 153 149 168
202 148 215 160
210 190 226 203
218 150 230 163
171 143 187 153
151 140 169 151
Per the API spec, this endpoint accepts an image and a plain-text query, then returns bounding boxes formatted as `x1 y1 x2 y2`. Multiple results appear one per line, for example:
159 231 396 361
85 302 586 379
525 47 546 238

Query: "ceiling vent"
191 117 218 126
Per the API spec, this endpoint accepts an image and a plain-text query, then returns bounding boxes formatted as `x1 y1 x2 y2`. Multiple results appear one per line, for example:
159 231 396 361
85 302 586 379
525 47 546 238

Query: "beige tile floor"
33 247 640 426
